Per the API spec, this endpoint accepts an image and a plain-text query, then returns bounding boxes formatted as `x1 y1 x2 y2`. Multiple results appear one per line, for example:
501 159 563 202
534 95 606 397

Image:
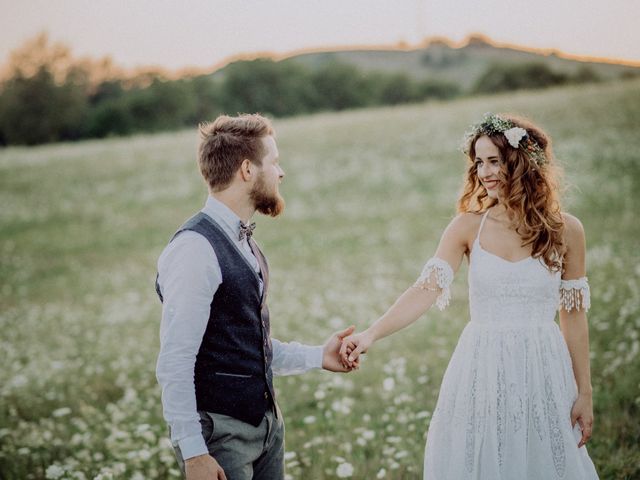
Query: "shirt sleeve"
271 339 323 376
155 231 221 460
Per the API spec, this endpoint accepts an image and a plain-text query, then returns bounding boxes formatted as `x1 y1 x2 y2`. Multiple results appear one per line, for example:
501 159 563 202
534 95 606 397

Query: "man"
155 114 356 480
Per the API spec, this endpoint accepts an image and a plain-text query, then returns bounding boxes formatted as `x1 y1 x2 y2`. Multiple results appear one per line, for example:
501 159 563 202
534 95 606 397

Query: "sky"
1 0 639 72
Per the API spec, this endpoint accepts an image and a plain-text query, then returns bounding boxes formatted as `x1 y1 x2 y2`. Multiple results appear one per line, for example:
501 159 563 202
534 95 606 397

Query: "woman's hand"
571 392 594 448
339 329 376 368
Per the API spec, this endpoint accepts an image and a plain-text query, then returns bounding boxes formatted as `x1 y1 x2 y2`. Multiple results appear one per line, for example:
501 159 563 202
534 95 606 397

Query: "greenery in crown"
462 113 546 166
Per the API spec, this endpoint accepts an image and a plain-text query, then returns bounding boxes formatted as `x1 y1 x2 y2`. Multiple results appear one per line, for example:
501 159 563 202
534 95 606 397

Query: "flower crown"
462 113 546 166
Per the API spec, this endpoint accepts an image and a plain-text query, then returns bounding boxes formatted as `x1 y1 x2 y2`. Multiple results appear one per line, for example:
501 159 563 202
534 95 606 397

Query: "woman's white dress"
421 212 598 479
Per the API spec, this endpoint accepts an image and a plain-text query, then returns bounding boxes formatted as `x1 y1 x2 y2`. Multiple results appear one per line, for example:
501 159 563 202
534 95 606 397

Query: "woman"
340 114 598 479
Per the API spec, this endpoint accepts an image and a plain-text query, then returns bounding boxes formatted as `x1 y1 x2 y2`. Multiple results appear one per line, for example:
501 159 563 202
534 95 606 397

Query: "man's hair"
198 114 274 191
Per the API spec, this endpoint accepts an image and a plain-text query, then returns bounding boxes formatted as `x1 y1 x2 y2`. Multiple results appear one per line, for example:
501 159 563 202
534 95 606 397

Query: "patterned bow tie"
238 221 256 241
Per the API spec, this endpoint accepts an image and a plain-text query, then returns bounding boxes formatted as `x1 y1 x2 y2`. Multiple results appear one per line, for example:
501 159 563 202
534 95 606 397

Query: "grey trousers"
173 408 285 480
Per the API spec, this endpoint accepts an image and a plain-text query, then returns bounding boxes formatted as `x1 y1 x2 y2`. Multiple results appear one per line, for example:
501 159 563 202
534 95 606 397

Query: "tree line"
0 36 612 146
0 58 463 146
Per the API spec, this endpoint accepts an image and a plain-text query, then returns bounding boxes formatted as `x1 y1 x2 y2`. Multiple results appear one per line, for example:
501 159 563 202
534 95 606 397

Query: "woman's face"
473 135 503 200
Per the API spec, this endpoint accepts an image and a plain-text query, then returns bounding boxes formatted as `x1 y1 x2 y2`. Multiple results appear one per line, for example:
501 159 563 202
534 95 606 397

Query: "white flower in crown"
504 127 527 148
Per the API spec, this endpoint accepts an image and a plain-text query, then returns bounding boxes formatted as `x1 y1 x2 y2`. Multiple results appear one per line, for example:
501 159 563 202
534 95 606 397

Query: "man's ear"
239 158 253 182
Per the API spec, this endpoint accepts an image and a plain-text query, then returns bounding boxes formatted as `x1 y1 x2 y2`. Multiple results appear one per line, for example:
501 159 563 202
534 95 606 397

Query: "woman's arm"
559 213 593 447
339 214 476 366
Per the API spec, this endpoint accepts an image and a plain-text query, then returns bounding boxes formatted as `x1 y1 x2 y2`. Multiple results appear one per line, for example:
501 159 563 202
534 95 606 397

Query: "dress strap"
475 210 491 244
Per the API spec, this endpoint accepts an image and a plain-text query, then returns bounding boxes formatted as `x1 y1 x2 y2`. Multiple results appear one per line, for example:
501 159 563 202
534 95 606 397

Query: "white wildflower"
159 437 173 449
331 397 354 415
11 374 28 388
336 462 354 478
137 448 152 461
52 407 71 417
383 446 396 456
362 429 375 440
382 377 395 391
135 423 150 433
45 464 65 479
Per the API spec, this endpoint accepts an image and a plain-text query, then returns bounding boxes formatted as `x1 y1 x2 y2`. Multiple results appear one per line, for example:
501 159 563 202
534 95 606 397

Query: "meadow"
1 79 639 479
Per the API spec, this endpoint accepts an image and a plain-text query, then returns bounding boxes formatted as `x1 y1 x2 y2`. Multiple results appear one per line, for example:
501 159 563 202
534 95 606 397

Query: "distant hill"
3 34 638 146
216 36 639 90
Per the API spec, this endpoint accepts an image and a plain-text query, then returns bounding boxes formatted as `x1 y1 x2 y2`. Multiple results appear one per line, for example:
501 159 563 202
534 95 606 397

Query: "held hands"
339 329 376 369
571 392 594 448
323 325 360 372
185 454 226 480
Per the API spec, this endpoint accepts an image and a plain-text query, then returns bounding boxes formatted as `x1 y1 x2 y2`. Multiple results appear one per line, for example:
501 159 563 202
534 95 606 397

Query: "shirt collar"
202 195 245 240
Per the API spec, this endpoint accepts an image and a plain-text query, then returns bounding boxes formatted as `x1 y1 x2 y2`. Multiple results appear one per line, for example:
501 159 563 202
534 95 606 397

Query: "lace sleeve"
559 277 591 312
413 257 454 311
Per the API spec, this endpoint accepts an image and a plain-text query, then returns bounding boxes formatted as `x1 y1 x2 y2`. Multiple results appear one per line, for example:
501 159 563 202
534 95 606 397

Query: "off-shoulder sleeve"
559 276 591 312
413 257 454 311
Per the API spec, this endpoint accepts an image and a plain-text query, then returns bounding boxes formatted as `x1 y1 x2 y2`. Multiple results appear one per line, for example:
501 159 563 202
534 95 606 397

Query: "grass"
1 79 639 479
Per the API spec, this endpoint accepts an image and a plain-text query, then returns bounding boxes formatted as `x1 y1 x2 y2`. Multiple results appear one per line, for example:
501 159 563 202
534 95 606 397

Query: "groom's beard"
250 173 285 217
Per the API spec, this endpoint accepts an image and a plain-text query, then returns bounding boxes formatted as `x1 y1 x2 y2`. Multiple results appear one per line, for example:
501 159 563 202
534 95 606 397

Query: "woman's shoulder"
561 212 586 243
443 212 484 242
449 211 484 230
560 212 587 276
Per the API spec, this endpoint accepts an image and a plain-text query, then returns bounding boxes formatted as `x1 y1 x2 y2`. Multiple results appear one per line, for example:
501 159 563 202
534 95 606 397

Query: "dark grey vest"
156 212 275 426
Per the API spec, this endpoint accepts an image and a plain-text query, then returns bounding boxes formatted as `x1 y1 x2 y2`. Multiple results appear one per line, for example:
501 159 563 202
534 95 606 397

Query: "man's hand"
185 453 227 480
323 325 359 372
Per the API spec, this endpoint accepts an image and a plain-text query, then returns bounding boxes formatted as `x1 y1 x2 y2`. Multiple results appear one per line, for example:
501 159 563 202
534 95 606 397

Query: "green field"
1 79 639 479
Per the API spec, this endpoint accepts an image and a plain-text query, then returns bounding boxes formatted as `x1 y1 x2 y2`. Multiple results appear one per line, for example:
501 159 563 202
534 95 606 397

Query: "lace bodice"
469 236 561 325
469 210 590 324
415 210 590 319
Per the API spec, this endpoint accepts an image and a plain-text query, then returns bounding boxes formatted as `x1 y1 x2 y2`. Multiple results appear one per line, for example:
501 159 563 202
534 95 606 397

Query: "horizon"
3 32 639 82
226 33 640 70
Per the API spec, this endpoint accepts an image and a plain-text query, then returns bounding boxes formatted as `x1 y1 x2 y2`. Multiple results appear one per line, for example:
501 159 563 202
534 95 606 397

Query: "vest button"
264 391 269 400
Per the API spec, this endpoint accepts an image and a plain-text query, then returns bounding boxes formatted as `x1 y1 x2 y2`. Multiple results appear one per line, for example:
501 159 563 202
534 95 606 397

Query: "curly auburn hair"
457 114 565 272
